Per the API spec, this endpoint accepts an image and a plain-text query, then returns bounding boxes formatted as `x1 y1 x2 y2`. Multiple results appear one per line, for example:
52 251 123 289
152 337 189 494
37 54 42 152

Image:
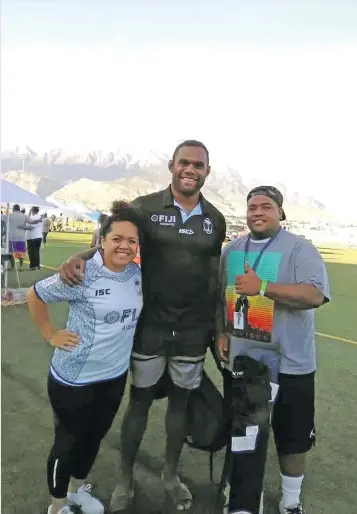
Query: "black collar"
161 185 210 213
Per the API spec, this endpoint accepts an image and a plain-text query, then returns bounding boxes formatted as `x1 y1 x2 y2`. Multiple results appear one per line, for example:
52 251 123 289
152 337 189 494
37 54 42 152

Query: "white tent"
1 179 55 208
46 195 92 214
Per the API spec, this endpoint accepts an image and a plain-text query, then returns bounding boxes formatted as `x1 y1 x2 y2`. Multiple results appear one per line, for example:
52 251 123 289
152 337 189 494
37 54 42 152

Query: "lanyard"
243 227 281 272
235 228 281 310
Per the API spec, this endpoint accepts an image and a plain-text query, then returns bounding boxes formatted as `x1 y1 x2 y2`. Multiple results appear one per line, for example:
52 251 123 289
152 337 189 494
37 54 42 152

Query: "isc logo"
95 289 111 296
178 228 194 235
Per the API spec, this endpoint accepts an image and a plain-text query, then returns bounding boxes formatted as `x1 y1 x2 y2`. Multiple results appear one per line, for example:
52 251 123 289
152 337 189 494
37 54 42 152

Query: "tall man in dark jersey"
59 140 226 511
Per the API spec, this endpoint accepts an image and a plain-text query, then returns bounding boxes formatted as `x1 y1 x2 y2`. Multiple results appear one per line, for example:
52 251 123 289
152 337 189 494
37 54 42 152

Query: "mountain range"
1 147 340 222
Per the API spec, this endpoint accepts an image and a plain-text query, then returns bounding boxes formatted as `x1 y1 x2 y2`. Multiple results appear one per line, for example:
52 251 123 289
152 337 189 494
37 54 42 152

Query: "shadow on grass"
320 250 343 259
319 250 342 256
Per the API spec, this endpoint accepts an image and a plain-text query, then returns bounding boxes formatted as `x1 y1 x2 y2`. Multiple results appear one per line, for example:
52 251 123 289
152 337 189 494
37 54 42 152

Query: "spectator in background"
42 213 51 245
57 213 64 232
8 204 42 271
1 210 6 247
90 213 108 248
26 206 43 270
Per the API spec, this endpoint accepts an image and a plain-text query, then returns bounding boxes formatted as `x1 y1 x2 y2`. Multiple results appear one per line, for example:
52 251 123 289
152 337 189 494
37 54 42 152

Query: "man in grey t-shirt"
217 186 330 514
8 204 41 271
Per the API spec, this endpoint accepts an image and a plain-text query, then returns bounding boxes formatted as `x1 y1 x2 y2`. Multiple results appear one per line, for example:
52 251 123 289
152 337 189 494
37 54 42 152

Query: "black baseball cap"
247 185 286 221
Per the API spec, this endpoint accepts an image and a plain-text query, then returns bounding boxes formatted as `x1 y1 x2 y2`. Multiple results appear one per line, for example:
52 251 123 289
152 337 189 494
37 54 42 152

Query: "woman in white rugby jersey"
27 202 143 514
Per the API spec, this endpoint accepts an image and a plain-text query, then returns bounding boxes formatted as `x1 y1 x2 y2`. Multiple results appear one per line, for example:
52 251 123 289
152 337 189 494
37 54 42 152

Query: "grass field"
2 232 357 514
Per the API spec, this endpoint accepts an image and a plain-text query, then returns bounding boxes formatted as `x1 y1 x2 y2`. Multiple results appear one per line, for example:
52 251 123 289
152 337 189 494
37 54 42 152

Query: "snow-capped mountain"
0 146 337 221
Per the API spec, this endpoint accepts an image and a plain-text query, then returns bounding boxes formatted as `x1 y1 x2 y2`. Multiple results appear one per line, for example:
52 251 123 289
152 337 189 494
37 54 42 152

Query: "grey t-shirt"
8 211 32 242
220 229 330 377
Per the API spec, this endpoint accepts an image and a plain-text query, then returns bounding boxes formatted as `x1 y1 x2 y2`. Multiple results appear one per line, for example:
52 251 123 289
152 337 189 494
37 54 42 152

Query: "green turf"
2 233 357 513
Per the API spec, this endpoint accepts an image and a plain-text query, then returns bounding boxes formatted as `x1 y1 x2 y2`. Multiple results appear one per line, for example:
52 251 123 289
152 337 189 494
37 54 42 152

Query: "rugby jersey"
34 251 143 385
132 186 226 334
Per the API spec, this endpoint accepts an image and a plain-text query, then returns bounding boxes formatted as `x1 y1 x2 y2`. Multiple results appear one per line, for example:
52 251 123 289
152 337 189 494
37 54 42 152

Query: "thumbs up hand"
235 261 262 296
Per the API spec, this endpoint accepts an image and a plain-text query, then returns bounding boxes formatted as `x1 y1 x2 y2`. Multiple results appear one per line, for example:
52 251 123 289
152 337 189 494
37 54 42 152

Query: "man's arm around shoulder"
59 246 98 285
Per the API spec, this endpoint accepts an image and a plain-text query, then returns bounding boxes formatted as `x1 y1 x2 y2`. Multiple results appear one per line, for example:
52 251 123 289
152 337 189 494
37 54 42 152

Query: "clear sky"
1 0 357 214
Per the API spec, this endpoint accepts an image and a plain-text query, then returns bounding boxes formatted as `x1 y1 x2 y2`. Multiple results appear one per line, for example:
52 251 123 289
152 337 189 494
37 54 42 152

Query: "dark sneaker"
279 501 304 514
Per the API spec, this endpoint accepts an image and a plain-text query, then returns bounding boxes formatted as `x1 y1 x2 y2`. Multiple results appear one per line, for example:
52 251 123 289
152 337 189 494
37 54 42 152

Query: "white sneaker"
47 506 75 514
67 483 104 514
279 500 304 514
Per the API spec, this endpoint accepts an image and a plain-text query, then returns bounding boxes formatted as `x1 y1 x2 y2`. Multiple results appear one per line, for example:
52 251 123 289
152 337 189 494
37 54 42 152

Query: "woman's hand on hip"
50 330 80 351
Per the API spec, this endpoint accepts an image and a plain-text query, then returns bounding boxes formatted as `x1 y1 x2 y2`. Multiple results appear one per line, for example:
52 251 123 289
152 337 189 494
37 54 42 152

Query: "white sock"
281 474 304 507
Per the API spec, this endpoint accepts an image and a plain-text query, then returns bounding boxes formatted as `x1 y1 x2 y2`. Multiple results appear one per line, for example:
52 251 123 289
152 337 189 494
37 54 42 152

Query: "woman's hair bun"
110 200 132 214
100 199 141 240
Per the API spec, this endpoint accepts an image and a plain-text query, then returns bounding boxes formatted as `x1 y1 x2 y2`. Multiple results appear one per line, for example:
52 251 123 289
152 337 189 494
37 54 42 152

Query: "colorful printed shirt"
219 230 330 376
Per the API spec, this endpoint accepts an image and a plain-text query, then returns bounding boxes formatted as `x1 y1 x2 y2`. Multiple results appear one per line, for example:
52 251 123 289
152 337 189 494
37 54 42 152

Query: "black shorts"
272 372 316 455
133 324 213 358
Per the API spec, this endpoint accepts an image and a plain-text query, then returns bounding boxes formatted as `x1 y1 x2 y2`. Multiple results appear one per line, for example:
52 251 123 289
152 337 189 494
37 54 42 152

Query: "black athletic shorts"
272 371 316 455
133 324 213 358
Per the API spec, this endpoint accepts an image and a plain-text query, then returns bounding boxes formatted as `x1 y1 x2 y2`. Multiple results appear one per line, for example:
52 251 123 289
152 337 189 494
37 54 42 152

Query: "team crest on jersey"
104 311 121 324
134 278 142 296
202 217 213 235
